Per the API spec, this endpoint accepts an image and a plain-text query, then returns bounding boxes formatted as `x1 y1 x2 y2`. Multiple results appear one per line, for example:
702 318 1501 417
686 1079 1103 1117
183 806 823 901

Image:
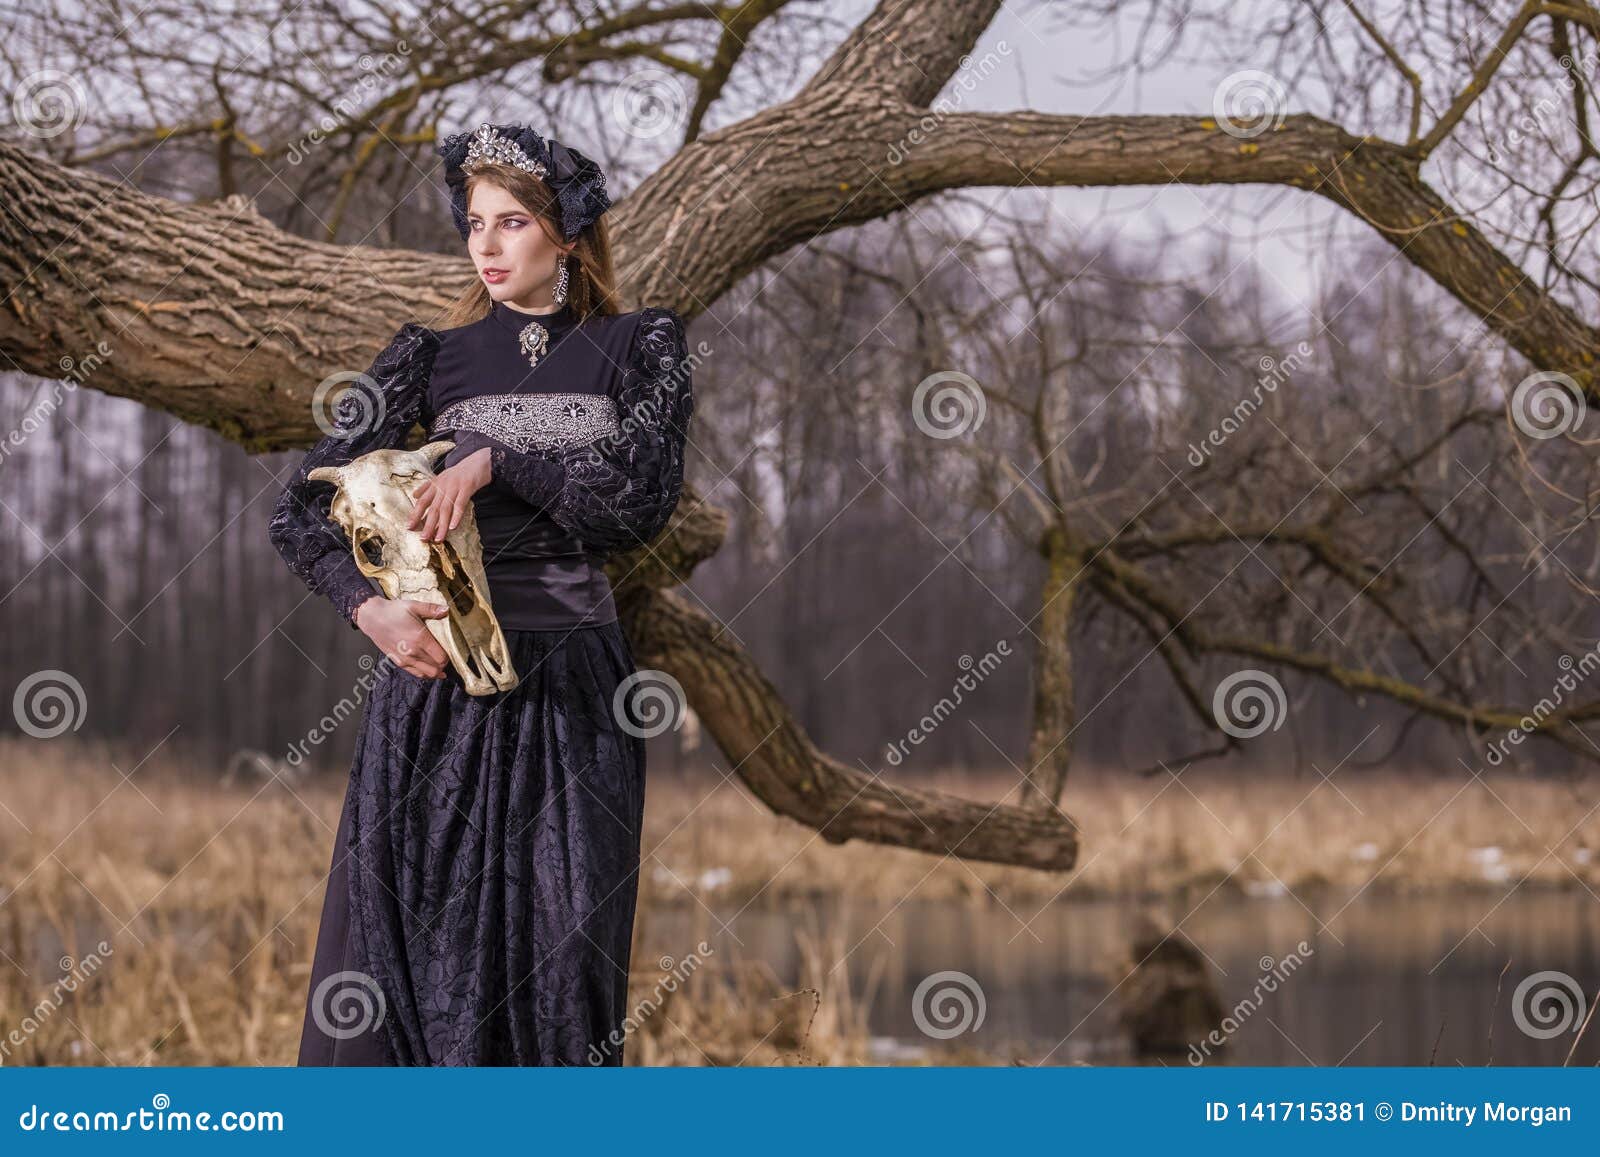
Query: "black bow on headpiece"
436 121 611 241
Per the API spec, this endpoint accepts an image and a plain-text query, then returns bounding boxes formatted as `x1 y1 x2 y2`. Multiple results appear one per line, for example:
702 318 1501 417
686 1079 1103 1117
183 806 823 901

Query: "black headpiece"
436 121 611 241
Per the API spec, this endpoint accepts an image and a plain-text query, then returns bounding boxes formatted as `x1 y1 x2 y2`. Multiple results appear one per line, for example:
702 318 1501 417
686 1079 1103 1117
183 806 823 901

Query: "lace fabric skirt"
296 620 646 1066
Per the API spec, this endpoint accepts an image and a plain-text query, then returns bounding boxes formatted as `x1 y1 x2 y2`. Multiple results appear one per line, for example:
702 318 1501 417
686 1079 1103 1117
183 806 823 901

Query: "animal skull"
308 441 518 696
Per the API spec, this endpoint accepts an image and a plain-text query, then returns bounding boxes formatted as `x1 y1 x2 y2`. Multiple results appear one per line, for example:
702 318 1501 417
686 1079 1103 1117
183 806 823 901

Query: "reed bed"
0 738 1592 1065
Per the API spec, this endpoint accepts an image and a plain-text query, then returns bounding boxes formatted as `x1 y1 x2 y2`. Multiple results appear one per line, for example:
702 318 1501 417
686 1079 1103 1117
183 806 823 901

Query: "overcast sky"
954 1 1371 319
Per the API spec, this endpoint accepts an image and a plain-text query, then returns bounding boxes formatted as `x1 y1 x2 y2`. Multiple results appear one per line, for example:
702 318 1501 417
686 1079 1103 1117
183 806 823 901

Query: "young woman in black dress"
267 121 694 1065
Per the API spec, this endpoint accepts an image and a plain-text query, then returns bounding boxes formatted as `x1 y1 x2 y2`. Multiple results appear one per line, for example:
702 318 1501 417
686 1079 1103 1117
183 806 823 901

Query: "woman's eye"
504 218 524 229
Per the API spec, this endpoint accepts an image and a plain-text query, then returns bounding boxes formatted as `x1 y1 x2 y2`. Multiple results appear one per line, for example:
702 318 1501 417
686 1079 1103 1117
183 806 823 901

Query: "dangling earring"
552 254 570 306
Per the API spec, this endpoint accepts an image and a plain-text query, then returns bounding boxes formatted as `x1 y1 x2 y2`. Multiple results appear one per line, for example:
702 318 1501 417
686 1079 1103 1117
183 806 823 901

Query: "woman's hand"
354 596 453 680
408 447 492 541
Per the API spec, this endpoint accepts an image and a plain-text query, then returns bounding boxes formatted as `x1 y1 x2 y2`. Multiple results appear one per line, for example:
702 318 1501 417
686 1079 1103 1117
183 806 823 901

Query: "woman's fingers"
407 471 479 540
423 491 451 541
392 648 446 679
386 644 432 678
400 613 451 669
407 484 435 531
414 480 465 540
409 488 438 537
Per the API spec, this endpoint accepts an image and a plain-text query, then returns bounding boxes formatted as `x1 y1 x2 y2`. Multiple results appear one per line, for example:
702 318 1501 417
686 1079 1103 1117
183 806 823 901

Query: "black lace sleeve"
267 322 441 628
447 306 695 555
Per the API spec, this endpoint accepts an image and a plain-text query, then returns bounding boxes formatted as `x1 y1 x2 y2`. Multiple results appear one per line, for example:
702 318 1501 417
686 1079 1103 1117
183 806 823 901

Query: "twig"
1487 958 1512 1066
1563 987 1599 1066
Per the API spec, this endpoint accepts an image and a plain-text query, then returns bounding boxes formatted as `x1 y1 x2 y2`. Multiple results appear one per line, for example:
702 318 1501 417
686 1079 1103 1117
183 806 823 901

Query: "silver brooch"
517 321 550 369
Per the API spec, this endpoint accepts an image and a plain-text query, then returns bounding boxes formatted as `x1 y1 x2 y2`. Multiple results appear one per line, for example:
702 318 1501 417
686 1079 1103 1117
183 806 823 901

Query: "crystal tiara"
461 123 548 180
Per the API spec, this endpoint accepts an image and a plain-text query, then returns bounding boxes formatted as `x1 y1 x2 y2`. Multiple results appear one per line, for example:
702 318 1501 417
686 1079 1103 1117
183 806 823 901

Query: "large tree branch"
801 0 1002 103
619 100 1600 395
625 585 1079 870
4 0 1598 875
5 101 1597 448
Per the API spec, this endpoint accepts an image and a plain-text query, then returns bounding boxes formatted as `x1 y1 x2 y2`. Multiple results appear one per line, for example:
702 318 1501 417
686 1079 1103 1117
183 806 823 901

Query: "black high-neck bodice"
267 302 695 638
424 301 644 631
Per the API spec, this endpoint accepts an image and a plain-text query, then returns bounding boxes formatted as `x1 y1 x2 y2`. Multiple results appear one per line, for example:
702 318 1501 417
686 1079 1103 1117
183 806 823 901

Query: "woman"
267 121 694 1066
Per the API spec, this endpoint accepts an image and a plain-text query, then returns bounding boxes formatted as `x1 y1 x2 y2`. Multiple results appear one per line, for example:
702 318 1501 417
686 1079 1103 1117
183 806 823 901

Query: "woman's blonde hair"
438 162 620 329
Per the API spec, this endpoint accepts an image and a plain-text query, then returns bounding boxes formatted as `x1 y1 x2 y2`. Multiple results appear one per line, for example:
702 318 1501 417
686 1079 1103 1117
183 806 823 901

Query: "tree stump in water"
1116 916 1225 1059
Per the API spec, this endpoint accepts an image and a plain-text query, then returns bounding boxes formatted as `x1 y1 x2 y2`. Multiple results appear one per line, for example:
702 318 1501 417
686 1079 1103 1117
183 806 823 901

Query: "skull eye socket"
355 528 385 567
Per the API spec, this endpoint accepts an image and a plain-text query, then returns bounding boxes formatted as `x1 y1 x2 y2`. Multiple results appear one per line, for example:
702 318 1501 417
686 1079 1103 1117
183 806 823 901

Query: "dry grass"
0 737 1594 1065
0 738 890 1066
644 761 1600 907
0 739 330 1065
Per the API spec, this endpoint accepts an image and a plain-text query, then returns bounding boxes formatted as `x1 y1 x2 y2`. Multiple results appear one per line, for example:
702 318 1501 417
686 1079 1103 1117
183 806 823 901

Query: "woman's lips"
482 268 510 284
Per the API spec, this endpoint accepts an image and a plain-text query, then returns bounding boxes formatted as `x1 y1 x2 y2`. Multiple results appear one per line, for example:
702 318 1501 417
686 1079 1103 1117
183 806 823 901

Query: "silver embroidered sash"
430 392 620 453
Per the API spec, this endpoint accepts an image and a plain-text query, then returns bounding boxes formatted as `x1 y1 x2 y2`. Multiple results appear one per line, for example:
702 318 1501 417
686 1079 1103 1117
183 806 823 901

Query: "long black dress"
267 301 694 1065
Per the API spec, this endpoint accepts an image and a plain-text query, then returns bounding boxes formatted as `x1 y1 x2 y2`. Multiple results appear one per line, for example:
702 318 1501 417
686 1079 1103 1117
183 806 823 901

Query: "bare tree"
5 0 1600 869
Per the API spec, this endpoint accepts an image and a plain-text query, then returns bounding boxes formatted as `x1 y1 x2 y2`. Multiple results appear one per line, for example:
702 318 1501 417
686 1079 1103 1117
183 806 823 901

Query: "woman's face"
465 181 570 308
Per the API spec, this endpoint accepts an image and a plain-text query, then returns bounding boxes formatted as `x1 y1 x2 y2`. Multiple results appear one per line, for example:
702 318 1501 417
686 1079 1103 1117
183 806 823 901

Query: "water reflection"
649 886 1600 1065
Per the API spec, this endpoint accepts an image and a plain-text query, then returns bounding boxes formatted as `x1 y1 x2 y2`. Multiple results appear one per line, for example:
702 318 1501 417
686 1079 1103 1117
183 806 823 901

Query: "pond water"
648 885 1600 1065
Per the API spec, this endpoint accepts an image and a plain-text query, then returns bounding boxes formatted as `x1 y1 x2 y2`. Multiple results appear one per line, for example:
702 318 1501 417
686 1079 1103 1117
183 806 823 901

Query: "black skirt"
296 620 646 1066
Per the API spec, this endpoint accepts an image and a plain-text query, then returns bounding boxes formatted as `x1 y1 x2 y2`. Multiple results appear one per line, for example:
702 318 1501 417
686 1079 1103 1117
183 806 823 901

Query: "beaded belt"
430 392 621 453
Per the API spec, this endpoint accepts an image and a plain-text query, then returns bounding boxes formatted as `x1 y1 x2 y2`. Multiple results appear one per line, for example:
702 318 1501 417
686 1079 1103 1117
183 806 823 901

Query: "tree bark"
3 0 1595 873
1022 527 1078 812
624 585 1080 870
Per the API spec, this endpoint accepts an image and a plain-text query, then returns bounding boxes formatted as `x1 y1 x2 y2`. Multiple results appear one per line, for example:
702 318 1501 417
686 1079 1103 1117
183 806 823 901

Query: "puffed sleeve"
445 306 695 555
267 322 441 628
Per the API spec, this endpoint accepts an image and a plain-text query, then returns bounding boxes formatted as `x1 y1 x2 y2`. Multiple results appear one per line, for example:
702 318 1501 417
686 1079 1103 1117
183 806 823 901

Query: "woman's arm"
444 306 696 555
267 322 441 627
